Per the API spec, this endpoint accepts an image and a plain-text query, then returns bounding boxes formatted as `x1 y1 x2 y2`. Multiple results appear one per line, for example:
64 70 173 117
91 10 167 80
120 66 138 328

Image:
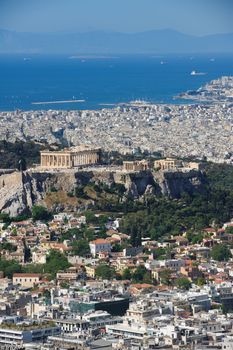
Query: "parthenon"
40 145 101 169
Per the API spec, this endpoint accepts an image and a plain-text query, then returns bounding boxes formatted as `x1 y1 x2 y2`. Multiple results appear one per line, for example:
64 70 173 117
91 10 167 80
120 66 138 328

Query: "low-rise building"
31 250 47 264
89 239 111 257
85 265 97 278
0 321 60 345
56 267 80 284
13 274 41 288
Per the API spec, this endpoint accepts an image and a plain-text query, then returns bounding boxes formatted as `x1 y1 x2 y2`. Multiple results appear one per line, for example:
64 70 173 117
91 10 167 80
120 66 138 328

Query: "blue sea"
0 54 233 111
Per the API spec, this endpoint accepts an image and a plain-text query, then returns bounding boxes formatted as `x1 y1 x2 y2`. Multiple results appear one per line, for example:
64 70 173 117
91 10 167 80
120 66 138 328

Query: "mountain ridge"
0 29 233 54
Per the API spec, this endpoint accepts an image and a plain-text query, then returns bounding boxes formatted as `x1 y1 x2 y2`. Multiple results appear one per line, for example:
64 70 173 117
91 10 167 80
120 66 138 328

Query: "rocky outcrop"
153 169 206 197
0 168 206 216
0 170 84 216
115 171 158 198
0 172 43 216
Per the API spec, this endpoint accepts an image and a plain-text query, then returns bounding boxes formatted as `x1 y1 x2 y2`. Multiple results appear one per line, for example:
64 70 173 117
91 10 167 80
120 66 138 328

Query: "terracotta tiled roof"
130 283 155 289
90 239 110 244
13 273 41 278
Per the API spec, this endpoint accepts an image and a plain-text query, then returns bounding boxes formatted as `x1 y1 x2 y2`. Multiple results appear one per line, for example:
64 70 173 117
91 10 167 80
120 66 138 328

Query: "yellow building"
85 265 97 278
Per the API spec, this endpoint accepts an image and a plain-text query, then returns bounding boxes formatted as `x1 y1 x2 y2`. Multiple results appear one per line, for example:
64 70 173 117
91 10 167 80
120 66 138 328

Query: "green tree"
45 250 70 277
192 233 204 244
60 228 81 242
84 228 95 241
32 205 52 222
211 244 232 262
23 264 44 274
154 247 166 260
225 226 233 234
0 258 22 278
84 211 98 224
95 264 116 280
71 240 90 257
0 242 17 252
175 277 191 290
43 289 51 299
111 243 122 253
196 277 206 287
97 215 109 226
0 213 11 225
122 268 132 280
221 303 228 315
24 246 31 262
159 269 172 285
130 231 142 247
132 266 148 282
75 186 85 198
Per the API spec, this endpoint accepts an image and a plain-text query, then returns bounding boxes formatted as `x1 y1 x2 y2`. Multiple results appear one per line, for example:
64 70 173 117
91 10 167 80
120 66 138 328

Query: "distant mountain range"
0 29 233 54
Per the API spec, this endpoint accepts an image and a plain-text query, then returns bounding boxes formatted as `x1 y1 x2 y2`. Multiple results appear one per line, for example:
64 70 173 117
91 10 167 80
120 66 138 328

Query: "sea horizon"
0 53 233 112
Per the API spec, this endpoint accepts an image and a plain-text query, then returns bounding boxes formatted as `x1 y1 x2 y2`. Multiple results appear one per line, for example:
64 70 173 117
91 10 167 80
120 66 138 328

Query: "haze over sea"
0 54 233 111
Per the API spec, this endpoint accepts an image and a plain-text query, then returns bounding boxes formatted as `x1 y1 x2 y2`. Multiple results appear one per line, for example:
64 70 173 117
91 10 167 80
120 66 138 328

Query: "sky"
0 0 233 36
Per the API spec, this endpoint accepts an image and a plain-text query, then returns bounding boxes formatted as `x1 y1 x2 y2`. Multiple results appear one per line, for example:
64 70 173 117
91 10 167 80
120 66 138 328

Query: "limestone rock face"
0 169 206 216
153 170 206 197
0 172 44 217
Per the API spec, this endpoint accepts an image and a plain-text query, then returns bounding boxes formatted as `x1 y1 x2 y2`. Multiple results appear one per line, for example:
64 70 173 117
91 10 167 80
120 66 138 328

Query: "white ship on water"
191 70 207 76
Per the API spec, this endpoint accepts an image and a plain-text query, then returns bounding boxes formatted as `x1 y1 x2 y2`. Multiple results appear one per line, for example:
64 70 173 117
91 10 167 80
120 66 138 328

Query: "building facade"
13 274 41 288
0 323 60 345
40 145 101 169
89 239 112 257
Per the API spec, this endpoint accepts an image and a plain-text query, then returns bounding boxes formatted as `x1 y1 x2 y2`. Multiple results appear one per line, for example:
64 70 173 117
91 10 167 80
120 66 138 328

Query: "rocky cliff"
0 168 206 216
153 169 206 197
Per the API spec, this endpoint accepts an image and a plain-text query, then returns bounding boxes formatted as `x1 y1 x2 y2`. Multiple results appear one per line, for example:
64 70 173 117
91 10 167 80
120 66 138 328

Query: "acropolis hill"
0 153 205 216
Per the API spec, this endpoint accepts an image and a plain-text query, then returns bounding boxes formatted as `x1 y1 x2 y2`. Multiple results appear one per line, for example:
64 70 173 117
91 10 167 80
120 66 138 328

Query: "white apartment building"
0 323 60 345
89 239 111 257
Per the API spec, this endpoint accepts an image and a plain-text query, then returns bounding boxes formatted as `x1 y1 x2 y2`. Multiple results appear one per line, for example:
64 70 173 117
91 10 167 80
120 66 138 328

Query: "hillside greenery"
0 140 60 169
120 163 233 242
0 140 43 169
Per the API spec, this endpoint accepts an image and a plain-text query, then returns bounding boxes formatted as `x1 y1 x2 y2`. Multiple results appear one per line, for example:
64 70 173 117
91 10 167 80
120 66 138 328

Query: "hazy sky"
0 0 233 36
